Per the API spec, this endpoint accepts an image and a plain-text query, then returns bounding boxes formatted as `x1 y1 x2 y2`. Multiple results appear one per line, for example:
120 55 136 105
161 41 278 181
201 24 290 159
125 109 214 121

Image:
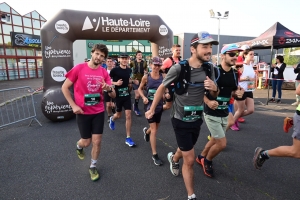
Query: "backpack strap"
174 60 191 95
169 56 175 65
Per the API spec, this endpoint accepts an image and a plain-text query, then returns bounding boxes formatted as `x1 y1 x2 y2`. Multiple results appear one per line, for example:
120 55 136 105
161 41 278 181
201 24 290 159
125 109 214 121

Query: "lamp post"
209 9 229 65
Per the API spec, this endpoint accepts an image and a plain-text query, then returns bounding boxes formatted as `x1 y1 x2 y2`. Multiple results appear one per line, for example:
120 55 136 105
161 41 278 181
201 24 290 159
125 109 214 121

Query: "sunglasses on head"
226 52 239 57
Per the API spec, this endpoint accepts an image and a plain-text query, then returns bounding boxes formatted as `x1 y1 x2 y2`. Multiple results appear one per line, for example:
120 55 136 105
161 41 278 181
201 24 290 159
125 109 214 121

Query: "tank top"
145 73 163 113
239 63 256 91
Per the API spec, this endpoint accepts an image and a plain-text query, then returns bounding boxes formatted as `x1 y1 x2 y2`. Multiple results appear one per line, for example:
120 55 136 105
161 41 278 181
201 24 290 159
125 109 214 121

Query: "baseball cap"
119 52 129 58
221 44 243 54
240 45 250 50
190 31 219 45
152 56 162 66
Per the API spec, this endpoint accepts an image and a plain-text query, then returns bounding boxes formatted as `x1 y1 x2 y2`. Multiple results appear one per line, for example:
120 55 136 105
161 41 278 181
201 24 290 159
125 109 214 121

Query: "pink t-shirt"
161 57 180 70
65 62 112 115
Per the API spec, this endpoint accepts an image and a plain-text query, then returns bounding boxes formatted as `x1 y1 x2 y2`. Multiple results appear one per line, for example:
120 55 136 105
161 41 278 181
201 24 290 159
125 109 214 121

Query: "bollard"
257 77 263 89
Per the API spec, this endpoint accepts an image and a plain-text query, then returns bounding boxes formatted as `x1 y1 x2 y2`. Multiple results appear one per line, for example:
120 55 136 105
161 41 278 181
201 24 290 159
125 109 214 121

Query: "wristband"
108 87 113 93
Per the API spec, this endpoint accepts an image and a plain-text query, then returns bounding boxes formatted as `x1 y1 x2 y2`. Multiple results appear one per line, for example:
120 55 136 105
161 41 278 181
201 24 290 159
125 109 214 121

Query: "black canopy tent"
227 22 300 104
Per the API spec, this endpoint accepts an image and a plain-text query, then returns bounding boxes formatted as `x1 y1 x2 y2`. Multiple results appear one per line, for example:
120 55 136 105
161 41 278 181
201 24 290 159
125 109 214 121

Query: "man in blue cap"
196 44 244 178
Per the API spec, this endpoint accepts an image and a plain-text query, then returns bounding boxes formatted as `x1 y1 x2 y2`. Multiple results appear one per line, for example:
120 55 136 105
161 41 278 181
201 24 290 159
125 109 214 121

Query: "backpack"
132 60 146 75
165 57 181 74
174 60 219 95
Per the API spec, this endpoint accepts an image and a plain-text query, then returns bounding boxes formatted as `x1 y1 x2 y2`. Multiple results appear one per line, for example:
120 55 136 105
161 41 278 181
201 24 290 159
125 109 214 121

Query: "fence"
0 86 42 128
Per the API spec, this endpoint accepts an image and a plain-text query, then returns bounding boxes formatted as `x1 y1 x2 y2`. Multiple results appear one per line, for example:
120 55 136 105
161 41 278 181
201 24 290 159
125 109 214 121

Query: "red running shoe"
238 117 245 123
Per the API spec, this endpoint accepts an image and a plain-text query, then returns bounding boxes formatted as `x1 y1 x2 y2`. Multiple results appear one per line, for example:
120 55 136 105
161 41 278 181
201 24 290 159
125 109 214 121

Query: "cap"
240 45 250 50
119 52 129 58
221 44 243 54
191 31 219 45
151 56 162 66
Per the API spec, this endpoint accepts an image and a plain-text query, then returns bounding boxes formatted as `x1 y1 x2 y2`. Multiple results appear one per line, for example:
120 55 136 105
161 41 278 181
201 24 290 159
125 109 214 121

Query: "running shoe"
152 154 163 166
143 127 150 142
132 104 141 116
195 155 205 165
253 147 267 170
268 98 275 103
230 121 239 131
283 117 293 133
76 143 85 160
291 101 299 106
200 158 214 178
238 117 245 123
167 152 180 176
276 99 281 104
109 116 115 130
125 137 136 147
89 167 100 181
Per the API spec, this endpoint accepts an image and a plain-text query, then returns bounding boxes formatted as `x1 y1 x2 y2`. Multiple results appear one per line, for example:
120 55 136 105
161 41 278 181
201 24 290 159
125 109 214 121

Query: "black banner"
10 32 41 48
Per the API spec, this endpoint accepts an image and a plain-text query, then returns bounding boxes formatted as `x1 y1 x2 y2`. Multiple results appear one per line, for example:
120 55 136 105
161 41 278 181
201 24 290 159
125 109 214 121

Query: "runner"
231 48 256 131
109 52 138 147
146 31 219 200
196 44 244 178
253 83 300 169
138 56 165 166
161 44 181 110
61 44 115 181
130 50 148 116
104 57 115 122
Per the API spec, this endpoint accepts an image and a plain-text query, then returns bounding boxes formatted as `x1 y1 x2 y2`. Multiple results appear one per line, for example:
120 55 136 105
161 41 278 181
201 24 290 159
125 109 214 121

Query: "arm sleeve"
277 63 286 74
162 64 181 87
65 65 79 83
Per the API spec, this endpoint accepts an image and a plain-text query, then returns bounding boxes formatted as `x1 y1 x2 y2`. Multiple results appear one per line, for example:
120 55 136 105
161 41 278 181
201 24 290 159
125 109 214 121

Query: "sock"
111 107 116 114
90 159 97 168
77 142 82 150
205 158 212 164
135 98 139 106
126 136 130 138
198 155 205 160
188 194 196 199
260 150 270 159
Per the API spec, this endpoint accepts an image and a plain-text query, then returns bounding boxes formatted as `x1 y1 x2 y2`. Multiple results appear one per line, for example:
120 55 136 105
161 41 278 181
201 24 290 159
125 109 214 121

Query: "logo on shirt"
51 66 67 82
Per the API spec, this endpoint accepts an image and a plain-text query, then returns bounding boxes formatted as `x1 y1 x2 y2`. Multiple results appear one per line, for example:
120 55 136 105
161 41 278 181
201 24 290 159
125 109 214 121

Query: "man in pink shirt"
62 44 116 181
161 44 181 110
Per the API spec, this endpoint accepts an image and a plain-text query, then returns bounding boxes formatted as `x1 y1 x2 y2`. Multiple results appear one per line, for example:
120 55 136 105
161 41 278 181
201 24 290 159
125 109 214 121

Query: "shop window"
13 26 23 33
132 40 139 45
12 15 22 26
2 24 12 35
126 46 132 52
120 45 125 52
41 21 45 28
24 28 32 34
138 46 144 52
7 59 17 69
133 45 139 52
33 29 40 35
11 9 18 14
0 3 11 13
32 19 40 29
41 16 46 20
17 49 26 56
145 46 151 52
106 45 112 52
32 11 39 19
35 50 42 56
3 35 11 46
24 13 31 17
6 48 15 55
26 49 34 56
113 45 119 52
0 48 4 55
0 24 2 33
0 37 3 46
23 17 32 27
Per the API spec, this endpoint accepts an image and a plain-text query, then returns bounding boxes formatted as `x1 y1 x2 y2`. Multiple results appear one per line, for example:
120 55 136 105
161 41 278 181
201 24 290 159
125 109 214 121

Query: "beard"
196 53 211 63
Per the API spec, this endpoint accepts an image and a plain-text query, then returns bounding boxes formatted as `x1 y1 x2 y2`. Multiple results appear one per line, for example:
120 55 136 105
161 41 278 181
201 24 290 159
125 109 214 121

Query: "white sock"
77 143 82 149
90 159 97 168
188 194 196 199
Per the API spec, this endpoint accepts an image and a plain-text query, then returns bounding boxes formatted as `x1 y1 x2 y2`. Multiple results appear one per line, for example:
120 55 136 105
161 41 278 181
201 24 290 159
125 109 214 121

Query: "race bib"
246 81 255 92
147 89 156 100
118 87 129 97
183 105 203 121
84 93 100 106
216 96 230 110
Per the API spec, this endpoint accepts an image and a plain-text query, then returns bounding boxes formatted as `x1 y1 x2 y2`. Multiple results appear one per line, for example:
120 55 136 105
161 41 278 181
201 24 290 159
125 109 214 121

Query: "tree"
283 48 300 66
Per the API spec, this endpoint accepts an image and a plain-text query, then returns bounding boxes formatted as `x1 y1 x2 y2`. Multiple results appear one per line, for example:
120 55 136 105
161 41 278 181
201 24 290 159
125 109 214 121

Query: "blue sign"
10 32 41 48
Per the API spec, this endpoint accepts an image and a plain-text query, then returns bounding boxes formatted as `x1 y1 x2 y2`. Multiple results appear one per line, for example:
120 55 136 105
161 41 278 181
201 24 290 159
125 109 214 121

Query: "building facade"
0 2 46 81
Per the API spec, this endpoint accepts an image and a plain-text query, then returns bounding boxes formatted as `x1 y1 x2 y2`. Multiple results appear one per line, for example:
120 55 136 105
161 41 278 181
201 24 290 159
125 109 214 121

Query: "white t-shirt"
239 64 256 92
273 63 282 75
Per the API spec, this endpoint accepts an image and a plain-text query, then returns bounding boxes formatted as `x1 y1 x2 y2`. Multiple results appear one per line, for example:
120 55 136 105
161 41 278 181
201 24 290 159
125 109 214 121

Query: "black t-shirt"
110 66 132 98
204 66 238 117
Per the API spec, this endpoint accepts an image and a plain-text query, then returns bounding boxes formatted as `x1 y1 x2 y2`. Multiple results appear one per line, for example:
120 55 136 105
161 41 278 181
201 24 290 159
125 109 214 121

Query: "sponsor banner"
11 32 41 48
51 66 67 82
44 46 71 59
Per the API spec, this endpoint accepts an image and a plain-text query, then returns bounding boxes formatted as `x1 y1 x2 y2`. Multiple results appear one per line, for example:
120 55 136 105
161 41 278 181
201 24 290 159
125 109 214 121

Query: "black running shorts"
171 117 203 151
115 96 132 112
104 91 113 102
147 110 163 124
235 91 253 101
76 112 105 139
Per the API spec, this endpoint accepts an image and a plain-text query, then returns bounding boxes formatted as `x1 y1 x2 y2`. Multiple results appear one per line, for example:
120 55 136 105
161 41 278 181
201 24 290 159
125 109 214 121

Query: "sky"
4 0 300 37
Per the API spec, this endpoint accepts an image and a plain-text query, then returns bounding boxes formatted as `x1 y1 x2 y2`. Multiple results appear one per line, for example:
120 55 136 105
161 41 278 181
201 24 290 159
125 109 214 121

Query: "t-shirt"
161 57 180 71
65 62 111 115
110 66 132 98
204 67 238 117
236 56 244 66
162 61 214 122
239 64 256 91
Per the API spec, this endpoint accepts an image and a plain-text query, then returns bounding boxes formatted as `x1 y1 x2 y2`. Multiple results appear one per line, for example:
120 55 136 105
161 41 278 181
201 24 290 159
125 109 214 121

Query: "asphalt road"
0 82 299 200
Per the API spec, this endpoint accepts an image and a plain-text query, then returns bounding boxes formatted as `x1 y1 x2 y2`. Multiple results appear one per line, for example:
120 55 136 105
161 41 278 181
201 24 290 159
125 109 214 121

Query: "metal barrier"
0 86 42 128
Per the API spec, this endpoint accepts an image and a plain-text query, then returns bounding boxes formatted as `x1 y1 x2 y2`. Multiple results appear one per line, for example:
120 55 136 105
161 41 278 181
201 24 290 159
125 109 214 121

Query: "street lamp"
209 9 229 65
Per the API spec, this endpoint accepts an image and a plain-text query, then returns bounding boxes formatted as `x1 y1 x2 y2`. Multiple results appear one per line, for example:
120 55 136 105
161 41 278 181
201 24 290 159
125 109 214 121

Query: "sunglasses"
226 52 239 57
